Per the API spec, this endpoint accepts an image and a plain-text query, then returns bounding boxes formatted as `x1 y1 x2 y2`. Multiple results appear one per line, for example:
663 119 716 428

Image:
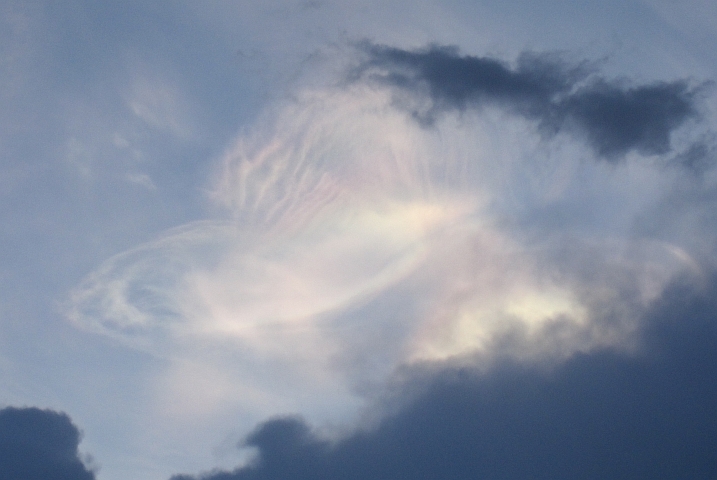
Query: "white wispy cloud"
66 62 703 462
128 76 197 141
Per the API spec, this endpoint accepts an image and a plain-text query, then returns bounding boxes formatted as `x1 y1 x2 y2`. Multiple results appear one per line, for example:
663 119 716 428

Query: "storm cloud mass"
0 407 96 480
358 43 701 159
172 273 717 480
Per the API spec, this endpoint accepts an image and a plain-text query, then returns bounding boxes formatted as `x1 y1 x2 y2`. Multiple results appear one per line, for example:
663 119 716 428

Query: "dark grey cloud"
0 407 96 480
668 138 717 174
354 43 702 160
170 273 717 480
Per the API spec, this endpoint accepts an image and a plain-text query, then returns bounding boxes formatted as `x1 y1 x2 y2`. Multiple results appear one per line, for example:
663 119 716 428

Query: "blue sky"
1 2 717 479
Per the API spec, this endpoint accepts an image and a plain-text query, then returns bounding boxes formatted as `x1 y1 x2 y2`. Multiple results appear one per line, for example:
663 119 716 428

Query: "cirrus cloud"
65 44 712 472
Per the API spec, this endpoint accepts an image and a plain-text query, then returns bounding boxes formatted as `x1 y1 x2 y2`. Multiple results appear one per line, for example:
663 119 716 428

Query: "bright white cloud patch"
66 70 698 473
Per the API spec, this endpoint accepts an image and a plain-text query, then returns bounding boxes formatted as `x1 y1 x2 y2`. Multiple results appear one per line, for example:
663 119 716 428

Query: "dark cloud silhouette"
171 273 717 480
0 407 96 480
355 43 700 160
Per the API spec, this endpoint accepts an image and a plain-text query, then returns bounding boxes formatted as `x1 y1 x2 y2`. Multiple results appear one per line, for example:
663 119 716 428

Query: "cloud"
68 55 700 371
355 43 702 159
64 43 715 475
0 407 96 480
128 75 196 140
169 272 717 480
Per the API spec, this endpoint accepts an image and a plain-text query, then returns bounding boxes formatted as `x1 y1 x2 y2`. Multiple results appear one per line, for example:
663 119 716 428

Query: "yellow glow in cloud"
410 288 588 362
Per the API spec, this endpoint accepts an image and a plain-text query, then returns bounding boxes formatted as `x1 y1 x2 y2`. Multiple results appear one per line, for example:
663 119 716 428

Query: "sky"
1 1 716 479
